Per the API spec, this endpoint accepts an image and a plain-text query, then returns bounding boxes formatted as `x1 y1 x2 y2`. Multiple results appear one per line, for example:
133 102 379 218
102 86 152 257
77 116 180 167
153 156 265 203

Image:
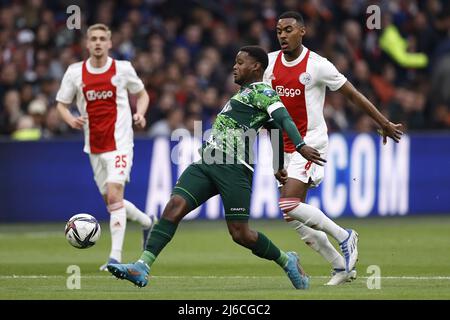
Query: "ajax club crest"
299 72 311 85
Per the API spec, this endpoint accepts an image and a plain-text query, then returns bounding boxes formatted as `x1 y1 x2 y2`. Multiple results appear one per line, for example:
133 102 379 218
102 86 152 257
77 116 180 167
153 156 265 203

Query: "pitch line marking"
1 275 450 280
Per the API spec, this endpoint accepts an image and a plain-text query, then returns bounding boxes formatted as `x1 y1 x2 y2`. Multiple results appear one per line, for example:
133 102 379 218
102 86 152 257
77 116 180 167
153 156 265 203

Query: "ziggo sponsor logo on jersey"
85 90 114 101
275 86 301 97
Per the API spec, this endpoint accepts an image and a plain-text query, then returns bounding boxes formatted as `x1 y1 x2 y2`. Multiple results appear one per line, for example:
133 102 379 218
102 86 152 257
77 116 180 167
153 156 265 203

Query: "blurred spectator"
27 97 47 129
355 114 377 134
200 87 220 125
172 46 191 73
0 90 23 134
148 106 185 138
42 107 67 138
1 0 449 139
0 64 20 101
388 87 427 130
340 20 363 63
117 22 136 60
431 54 450 106
184 110 203 136
209 23 239 70
379 23 429 69
11 115 41 141
147 92 177 127
370 63 396 105
432 104 450 129
20 83 34 110
324 92 349 133
175 24 203 60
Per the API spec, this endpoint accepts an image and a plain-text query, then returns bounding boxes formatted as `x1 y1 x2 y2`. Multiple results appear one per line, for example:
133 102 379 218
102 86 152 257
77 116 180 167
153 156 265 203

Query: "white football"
65 213 101 249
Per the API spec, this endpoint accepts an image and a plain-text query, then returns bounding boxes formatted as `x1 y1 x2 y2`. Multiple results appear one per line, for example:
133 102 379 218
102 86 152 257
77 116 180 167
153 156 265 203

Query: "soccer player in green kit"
107 46 326 289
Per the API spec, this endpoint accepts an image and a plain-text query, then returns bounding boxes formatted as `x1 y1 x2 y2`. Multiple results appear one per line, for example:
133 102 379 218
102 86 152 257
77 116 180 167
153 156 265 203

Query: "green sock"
251 232 284 264
139 250 156 267
139 218 178 267
275 250 289 268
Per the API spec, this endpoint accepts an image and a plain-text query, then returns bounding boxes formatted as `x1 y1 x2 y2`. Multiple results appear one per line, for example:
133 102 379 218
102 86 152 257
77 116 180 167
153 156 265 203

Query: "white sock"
280 198 349 243
123 199 152 229
109 203 127 262
288 220 345 270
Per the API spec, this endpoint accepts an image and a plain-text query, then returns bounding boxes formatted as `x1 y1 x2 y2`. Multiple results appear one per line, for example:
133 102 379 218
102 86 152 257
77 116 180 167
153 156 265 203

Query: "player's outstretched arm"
338 81 404 144
132 89 149 129
264 120 287 184
56 102 86 130
271 107 326 166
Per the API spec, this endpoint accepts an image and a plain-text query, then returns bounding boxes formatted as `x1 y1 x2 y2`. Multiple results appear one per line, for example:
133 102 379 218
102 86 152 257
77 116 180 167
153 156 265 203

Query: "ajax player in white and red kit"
264 12 404 285
56 24 156 270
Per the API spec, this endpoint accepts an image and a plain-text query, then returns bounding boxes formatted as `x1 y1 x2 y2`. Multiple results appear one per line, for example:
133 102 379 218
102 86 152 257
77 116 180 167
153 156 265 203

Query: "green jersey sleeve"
248 83 281 113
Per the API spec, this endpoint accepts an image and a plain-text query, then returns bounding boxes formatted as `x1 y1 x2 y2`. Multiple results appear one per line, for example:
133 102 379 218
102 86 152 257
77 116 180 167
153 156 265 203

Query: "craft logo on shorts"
275 86 301 97
230 207 246 212
86 90 114 101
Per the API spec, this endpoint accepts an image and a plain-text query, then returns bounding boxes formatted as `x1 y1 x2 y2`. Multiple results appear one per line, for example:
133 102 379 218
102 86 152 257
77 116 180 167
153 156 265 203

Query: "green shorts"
172 161 253 221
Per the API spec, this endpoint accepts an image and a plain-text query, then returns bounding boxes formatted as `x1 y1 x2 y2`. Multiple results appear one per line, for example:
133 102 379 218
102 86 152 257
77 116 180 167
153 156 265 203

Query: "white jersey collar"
86 56 113 74
281 45 308 67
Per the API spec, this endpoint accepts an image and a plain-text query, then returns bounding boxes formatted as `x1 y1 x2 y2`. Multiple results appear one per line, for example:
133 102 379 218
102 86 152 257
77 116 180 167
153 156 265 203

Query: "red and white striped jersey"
263 46 347 153
56 57 144 154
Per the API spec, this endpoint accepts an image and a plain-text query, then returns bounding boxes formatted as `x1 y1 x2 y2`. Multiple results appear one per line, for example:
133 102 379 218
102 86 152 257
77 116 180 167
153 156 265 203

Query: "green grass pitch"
1 216 449 300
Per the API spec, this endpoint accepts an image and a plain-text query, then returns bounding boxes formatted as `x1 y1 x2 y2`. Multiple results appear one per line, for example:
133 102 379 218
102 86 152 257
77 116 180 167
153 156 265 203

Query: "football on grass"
65 213 101 249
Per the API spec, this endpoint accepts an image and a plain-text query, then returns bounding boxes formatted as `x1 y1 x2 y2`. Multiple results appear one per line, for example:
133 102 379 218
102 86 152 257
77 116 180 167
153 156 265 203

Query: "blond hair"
87 23 111 39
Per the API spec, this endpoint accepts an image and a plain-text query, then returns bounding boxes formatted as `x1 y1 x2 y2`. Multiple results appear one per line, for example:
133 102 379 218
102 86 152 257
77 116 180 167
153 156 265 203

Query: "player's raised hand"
133 113 146 129
378 121 404 145
69 115 87 130
275 169 288 185
298 145 327 166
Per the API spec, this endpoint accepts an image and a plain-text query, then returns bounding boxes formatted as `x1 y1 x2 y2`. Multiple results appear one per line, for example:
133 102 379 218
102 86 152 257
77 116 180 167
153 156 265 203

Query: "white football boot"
325 268 357 285
339 229 359 272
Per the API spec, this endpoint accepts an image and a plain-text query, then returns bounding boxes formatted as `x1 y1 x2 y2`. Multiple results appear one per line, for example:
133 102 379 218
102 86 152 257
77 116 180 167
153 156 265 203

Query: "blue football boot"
99 257 120 272
107 261 150 287
283 252 310 289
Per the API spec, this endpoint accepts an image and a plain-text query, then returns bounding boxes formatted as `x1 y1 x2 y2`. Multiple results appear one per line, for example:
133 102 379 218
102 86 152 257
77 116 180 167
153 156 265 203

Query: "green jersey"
203 82 283 167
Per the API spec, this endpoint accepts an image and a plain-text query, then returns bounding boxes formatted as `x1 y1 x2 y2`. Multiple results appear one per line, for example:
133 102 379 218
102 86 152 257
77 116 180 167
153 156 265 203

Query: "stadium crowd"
0 0 449 140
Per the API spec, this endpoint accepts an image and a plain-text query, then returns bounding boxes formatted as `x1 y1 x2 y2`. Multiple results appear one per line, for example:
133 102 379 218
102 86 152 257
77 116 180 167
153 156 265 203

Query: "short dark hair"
278 11 304 26
239 46 268 70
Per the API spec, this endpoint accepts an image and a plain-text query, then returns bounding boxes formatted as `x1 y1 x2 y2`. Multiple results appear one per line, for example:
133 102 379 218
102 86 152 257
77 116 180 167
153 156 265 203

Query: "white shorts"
89 148 134 195
284 148 327 187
